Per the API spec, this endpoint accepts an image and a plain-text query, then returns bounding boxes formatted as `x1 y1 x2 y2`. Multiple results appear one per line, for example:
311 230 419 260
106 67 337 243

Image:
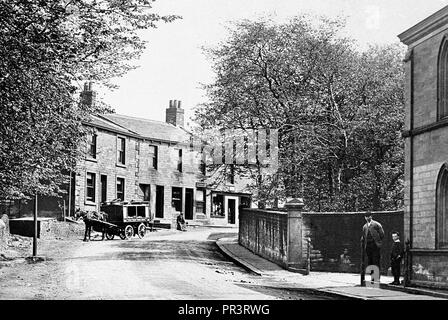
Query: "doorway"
155 185 164 218
226 196 238 225
185 188 194 220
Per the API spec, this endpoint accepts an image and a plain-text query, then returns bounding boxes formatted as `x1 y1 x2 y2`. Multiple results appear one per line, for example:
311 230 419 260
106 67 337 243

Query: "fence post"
404 239 411 287
285 198 306 273
306 237 311 275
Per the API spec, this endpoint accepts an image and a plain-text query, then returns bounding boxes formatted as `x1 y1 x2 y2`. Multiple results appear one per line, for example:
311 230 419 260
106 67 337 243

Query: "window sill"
210 215 226 219
85 157 97 163
116 163 126 168
85 201 97 206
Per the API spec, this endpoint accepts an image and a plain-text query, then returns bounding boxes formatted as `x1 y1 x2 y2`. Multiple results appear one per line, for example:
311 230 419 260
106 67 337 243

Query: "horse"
75 209 107 242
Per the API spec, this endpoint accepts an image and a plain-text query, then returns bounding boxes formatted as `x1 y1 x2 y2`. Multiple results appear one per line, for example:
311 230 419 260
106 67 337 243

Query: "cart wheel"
124 225 134 240
105 231 115 240
137 223 146 239
119 231 126 240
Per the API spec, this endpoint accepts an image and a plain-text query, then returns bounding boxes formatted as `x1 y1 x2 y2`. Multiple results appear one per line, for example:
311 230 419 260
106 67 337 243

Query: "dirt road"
0 227 340 300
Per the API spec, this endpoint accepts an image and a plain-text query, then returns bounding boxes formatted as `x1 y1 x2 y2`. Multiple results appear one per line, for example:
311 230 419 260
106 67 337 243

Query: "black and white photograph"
1 0 448 314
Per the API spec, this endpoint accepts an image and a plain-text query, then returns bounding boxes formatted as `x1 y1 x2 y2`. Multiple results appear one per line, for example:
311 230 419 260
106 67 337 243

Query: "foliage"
194 16 405 211
0 0 179 199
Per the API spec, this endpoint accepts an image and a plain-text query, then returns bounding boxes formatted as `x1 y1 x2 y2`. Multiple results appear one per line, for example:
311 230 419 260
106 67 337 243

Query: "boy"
390 231 404 285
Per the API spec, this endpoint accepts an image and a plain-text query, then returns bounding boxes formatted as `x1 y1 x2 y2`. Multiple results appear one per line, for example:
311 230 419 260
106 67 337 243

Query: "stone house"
69 84 254 227
399 5 448 288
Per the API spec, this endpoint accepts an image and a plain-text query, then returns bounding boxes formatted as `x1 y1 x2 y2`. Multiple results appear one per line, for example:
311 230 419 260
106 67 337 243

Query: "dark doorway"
228 198 236 224
139 184 150 201
156 185 164 218
100 175 107 203
185 188 194 220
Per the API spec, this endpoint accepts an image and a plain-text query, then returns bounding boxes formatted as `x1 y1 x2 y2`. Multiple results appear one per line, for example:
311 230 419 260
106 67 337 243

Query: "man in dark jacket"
361 212 385 270
177 212 187 231
390 231 404 285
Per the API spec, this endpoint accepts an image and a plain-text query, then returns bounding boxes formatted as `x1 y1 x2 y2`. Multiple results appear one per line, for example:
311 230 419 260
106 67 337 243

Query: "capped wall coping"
242 208 286 215
303 211 404 216
241 209 403 216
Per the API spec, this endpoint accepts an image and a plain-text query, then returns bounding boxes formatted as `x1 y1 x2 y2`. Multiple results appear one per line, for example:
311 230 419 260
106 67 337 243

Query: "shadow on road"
64 240 236 265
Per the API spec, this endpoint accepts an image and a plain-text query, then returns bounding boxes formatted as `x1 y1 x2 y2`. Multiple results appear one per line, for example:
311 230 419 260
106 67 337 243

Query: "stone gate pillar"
285 198 306 273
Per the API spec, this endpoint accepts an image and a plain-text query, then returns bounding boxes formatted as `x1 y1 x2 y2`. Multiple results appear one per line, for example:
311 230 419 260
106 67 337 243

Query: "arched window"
438 37 448 119
436 163 448 248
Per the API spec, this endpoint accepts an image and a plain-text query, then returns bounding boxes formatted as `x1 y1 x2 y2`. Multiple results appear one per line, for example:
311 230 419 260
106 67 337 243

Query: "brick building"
399 5 448 288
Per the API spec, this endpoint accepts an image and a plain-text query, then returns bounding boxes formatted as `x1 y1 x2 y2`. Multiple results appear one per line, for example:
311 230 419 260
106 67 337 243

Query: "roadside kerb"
215 237 263 276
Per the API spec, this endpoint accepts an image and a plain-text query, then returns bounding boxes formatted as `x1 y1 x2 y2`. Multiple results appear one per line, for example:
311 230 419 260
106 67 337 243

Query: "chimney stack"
166 99 185 128
80 81 96 107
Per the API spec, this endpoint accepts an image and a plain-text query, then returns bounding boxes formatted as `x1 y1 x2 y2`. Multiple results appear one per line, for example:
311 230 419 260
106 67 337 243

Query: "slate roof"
98 113 192 144
84 115 139 137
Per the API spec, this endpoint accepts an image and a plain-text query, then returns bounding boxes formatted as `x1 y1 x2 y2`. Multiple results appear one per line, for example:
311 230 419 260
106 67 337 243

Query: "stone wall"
302 211 404 274
410 251 448 288
239 208 288 267
239 208 404 274
8 218 84 240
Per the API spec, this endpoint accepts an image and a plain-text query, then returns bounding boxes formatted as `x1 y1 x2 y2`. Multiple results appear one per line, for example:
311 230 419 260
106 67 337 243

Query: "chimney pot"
165 99 185 128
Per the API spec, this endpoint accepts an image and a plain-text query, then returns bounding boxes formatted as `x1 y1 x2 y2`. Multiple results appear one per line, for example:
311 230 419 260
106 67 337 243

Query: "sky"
97 0 448 127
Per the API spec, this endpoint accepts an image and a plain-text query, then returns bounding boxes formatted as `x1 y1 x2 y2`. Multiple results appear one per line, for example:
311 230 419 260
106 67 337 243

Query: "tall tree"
194 16 405 211
0 0 179 199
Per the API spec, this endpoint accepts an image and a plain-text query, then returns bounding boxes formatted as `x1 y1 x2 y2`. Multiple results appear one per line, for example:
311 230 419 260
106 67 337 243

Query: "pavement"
216 237 448 300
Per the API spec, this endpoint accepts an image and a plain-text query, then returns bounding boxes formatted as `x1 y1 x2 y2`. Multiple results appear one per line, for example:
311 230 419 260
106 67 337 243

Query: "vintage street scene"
3 0 448 307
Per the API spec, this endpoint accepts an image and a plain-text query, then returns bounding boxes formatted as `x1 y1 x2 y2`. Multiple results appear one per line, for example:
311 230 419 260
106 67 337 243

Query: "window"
128 206 136 217
149 145 158 169
172 187 182 212
139 184 150 201
177 149 183 172
195 188 206 214
240 196 251 209
100 175 107 203
437 164 448 248
212 194 224 217
127 206 146 218
439 38 448 119
89 134 97 159
86 172 96 202
117 137 126 165
117 177 125 201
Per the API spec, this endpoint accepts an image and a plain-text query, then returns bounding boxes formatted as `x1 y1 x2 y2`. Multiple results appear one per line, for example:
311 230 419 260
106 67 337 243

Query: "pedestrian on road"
177 212 187 231
360 212 385 271
390 231 404 285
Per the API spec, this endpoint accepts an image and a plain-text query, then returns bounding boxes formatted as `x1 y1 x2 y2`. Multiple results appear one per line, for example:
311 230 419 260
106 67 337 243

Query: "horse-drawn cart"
98 201 154 240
